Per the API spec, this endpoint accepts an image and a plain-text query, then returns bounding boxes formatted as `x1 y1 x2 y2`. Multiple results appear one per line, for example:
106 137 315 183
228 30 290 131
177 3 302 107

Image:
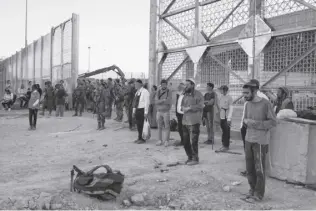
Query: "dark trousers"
74 100 84 115
241 124 247 150
128 104 135 129
245 141 268 199
183 124 200 161
135 108 145 140
220 119 230 148
2 100 13 109
176 113 184 143
29 109 38 127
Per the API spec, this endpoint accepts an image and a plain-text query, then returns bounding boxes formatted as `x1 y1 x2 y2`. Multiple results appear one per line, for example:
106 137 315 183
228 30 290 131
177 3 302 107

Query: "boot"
97 122 101 130
73 113 78 117
100 121 105 130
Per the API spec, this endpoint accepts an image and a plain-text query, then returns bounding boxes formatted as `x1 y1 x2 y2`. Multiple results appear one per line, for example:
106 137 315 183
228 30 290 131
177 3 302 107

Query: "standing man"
173 82 185 146
96 82 107 130
181 79 204 165
125 79 137 130
41 81 54 116
155 79 172 147
132 79 150 144
73 82 85 117
113 79 124 122
203 83 216 145
106 78 115 119
274 86 294 115
217 85 233 152
241 80 276 202
240 79 269 177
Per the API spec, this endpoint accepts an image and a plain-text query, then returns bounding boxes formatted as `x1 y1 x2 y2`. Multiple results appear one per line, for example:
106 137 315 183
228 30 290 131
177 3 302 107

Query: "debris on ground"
231 181 242 186
122 199 132 207
130 194 145 206
102 144 108 147
160 169 169 173
222 185 231 192
157 179 168 183
87 140 95 143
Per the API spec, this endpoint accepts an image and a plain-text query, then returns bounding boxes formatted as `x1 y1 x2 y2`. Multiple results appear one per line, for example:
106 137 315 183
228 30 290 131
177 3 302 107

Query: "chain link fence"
157 0 316 111
0 14 79 104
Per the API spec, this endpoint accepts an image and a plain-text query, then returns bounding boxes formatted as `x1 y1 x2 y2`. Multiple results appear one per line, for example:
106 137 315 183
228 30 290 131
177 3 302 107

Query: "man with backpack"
155 79 172 147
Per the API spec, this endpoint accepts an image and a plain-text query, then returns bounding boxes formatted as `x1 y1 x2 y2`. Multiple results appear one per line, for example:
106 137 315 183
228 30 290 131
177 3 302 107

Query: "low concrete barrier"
268 117 316 187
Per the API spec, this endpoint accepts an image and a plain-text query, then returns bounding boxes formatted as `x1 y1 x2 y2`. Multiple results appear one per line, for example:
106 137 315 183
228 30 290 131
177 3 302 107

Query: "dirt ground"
0 110 315 210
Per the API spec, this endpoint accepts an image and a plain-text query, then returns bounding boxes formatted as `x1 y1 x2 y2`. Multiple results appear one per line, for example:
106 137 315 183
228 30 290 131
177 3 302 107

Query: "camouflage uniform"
124 83 137 129
73 83 85 116
113 83 125 122
96 85 107 130
106 82 115 119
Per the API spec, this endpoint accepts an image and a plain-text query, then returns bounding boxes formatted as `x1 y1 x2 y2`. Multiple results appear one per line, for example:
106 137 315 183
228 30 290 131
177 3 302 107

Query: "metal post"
252 0 256 79
40 36 44 87
149 0 158 88
33 42 36 83
61 23 65 80
71 13 80 109
25 0 28 85
50 27 54 82
88 46 91 72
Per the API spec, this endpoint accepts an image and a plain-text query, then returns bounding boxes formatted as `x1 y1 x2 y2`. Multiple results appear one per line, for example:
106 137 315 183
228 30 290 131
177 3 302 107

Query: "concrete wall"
268 118 316 185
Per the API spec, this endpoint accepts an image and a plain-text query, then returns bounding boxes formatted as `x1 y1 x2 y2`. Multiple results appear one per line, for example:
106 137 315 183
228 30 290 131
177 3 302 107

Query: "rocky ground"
0 110 315 210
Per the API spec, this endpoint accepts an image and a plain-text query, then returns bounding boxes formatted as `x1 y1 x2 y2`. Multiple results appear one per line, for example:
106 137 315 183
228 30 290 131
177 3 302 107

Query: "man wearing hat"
274 86 294 115
181 78 204 165
241 80 276 202
133 79 150 144
217 85 234 152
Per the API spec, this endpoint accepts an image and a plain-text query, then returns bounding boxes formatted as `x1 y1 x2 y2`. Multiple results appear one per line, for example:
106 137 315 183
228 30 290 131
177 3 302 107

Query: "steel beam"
166 56 190 81
210 54 247 84
162 18 189 40
207 0 244 41
292 0 316 11
157 53 168 84
162 0 176 15
262 44 316 87
233 94 244 104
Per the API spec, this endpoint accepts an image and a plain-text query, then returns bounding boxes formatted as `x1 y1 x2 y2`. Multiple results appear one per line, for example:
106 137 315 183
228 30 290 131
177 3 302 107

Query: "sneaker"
136 139 146 144
28 126 33 131
134 139 141 143
187 160 199 166
185 159 192 164
218 146 229 152
99 126 106 130
156 140 163 146
204 140 213 145
173 141 183 146
164 141 169 147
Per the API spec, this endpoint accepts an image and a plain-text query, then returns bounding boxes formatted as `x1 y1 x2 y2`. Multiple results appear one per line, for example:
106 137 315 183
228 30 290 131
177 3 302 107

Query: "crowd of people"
1 76 296 203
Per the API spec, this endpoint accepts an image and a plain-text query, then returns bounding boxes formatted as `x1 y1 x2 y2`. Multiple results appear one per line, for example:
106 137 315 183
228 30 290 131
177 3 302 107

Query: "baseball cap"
244 79 260 88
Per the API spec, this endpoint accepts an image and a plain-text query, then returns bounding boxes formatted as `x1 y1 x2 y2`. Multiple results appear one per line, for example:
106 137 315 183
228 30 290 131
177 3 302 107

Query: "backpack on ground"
70 165 124 200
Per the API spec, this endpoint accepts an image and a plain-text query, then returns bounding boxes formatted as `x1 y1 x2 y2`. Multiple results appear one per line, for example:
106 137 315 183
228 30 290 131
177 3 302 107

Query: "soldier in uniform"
73 82 85 116
125 79 137 130
106 78 115 119
41 81 54 116
113 79 125 122
95 82 107 130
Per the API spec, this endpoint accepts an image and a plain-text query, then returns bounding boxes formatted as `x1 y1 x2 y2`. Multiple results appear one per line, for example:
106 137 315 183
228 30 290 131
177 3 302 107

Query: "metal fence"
0 13 79 104
150 0 316 111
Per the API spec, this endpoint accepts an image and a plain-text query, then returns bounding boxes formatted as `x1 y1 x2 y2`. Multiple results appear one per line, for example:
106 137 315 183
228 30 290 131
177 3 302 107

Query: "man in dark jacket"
125 79 137 130
41 81 54 116
174 82 185 146
55 84 67 117
274 86 294 114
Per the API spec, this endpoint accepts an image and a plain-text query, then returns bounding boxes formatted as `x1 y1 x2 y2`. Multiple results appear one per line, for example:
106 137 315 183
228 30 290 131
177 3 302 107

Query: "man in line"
155 79 172 147
203 83 216 145
125 79 137 130
95 81 108 130
113 79 125 122
181 79 204 165
41 81 54 116
73 82 85 117
132 79 150 144
240 79 269 177
217 85 233 152
274 86 294 114
106 78 115 119
174 82 185 146
241 80 276 202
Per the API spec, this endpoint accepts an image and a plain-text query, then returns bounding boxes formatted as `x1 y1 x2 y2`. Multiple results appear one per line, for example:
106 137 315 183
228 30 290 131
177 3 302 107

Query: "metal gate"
149 0 316 110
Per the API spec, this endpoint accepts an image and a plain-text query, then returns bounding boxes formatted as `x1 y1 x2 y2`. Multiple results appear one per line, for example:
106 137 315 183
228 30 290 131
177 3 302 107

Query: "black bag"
296 110 316 120
70 165 124 200
170 118 178 132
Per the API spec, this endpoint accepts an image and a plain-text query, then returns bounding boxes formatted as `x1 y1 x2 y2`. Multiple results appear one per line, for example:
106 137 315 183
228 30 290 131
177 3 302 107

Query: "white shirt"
177 93 184 114
240 91 269 128
133 87 150 115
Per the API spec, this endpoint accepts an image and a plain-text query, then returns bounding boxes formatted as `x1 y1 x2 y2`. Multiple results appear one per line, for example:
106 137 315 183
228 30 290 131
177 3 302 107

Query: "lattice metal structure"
0 14 79 104
149 0 316 110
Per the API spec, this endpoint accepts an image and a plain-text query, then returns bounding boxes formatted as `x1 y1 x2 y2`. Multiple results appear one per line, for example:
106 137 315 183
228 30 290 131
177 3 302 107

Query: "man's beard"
244 94 254 101
185 87 192 93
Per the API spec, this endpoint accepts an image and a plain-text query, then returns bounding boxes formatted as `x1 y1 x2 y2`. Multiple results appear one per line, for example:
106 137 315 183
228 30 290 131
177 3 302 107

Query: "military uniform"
113 83 125 122
125 84 137 129
106 83 115 119
95 85 107 130
73 84 85 116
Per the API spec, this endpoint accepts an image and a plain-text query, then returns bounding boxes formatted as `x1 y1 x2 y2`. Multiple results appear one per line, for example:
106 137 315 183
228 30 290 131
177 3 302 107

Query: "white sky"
0 0 150 77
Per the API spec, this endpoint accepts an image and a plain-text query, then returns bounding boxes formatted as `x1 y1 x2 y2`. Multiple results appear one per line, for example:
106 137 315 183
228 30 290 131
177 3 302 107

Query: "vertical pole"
25 0 28 85
50 27 54 82
61 23 65 80
88 46 91 72
21 48 23 88
252 0 256 79
149 0 158 88
40 36 44 87
15 51 18 92
33 42 36 84
71 13 80 109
